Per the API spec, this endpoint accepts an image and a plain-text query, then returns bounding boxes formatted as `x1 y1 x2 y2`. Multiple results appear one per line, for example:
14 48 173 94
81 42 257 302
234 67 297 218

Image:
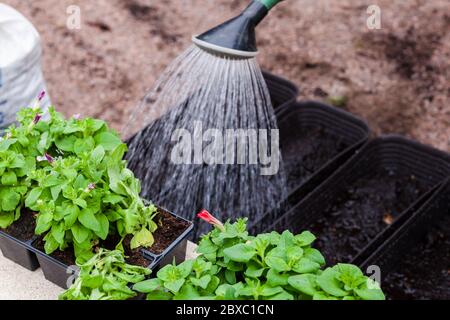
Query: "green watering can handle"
258 0 285 10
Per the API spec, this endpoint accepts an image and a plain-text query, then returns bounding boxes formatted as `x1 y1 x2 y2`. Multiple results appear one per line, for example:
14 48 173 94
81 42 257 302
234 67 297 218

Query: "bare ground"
4 0 449 151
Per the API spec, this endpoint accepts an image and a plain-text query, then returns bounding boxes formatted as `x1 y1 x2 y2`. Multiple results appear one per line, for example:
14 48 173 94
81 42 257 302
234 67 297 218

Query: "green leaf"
102 194 124 205
266 269 289 287
316 268 348 297
130 228 154 249
51 222 65 244
1 189 20 211
42 174 62 188
25 188 42 208
71 222 90 243
95 213 109 240
354 279 385 300
90 145 105 165
196 238 217 255
177 259 195 278
265 256 290 273
37 131 49 154
107 166 127 196
260 285 284 297
64 204 80 227
16 156 36 177
164 279 185 294
215 284 239 300
174 284 203 300
244 263 265 278
35 212 53 235
286 246 303 263
55 136 76 152
50 185 62 201
73 198 87 208
190 275 211 289
43 233 59 254
278 230 295 249
78 208 100 231
205 276 220 293
10 155 26 168
109 144 127 164
335 264 366 291
87 118 106 132
303 248 325 266
83 274 103 289
295 231 316 247
0 211 15 228
292 258 321 274
133 279 163 293
157 265 179 282
267 290 295 300
0 139 16 151
223 244 256 263
146 289 173 300
1 171 17 185
94 132 122 151
313 292 338 300
74 137 95 155
288 274 318 297
225 270 237 284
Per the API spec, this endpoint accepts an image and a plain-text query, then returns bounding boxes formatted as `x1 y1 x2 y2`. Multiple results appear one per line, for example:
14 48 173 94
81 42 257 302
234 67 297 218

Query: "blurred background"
3 0 449 151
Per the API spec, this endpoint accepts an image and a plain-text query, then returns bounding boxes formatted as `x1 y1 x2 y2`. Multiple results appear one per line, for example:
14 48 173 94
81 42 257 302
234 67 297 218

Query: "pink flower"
45 153 54 163
33 113 42 124
88 183 96 191
37 153 54 164
197 209 224 231
37 90 46 102
73 114 82 120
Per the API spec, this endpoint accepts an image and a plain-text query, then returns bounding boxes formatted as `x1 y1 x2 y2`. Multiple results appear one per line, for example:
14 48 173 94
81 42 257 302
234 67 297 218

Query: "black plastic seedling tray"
1 207 192 289
141 208 194 270
266 135 450 267
356 177 450 300
0 231 39 271
249 100 370 234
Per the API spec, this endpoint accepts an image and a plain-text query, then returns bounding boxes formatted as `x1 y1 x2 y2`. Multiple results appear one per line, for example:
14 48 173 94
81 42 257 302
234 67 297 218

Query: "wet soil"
147 209 190 255
309 171 428 266
33 237 76 266
1 209 37 242
282 126 348 191
383 214 450 300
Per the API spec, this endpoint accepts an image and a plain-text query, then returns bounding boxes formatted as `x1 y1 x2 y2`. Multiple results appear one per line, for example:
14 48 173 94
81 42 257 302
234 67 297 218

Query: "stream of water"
123 45 287 238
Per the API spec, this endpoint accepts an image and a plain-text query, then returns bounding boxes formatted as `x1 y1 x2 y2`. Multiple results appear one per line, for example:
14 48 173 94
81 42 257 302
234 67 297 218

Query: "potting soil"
1 210 36 242
281 126 348 191
309 171 427 266
383 213 450 300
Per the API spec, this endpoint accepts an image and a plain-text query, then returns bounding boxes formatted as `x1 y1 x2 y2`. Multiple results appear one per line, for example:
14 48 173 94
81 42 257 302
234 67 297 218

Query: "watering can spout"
192 0 285 59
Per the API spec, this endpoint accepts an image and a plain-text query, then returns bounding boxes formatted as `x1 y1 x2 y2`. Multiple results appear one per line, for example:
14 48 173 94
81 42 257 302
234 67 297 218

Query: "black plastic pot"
262 71 299 110
32 246 78 289
0 231 39 271
249 100 370 234
28 207 193 289
265 136 450 266
355 177 450 300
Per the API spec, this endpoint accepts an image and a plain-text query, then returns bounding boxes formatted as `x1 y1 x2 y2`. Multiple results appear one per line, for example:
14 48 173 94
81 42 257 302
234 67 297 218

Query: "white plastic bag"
0 3 51 130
